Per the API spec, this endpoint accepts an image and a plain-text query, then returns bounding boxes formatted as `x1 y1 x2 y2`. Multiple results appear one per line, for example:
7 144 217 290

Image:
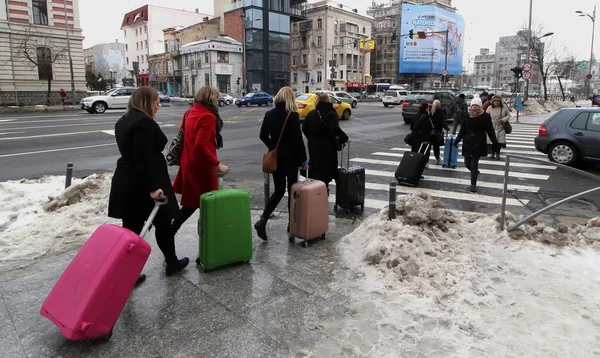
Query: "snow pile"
522 99 548 114
510 99 591 116
0 174 114 272
326 192 600 357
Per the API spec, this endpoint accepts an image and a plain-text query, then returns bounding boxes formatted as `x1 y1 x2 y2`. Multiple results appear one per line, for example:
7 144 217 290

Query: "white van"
382 90 409 107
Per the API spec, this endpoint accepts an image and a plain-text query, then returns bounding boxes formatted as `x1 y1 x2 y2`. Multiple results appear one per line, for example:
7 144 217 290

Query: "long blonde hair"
273 86 298 113
431 99 441 113
314 92 331 106
128 87 159 118
194 86 219 106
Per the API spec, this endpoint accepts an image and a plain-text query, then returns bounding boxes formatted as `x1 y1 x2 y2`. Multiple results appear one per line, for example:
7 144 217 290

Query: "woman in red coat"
172 86 229 233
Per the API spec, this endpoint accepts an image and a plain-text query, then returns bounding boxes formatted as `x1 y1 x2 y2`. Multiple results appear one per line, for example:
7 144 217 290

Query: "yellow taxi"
295 93 352 120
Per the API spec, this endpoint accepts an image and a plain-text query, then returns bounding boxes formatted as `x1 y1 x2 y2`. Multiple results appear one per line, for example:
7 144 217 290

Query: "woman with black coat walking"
409 102 434 160
108 87 189 281
254 87 308 241
454 97 500 193
302 92 350 190
430 99 450 165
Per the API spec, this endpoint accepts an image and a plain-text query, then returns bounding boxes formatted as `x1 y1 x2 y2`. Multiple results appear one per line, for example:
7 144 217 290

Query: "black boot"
470 185 477 193
254 216 268 241
165 257 189 276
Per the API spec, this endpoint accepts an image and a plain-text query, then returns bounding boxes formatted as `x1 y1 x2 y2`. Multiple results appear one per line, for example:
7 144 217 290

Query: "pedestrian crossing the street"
327 124 553 214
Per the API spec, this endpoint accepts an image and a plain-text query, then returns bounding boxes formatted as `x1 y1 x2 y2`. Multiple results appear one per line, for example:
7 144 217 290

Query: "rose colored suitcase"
40 199 166 341
288 171 329 247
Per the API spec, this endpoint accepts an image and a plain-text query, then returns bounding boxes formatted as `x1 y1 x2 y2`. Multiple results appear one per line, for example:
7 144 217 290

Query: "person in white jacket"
486 95 511 159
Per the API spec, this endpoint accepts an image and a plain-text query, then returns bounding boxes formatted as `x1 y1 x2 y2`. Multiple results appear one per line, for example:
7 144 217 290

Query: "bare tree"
553 55 578 101
500 24 556 100
12 26 69 105
94 56 127 87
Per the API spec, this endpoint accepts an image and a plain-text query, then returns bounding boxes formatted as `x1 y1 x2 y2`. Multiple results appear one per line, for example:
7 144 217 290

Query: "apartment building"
84 41 127 86
0 0 86 105
121 5 211 87
473 48 495 88
290 0 372 93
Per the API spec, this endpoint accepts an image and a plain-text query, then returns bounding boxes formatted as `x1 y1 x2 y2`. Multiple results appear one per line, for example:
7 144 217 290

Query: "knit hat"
492 95 502 102
470 97 482 107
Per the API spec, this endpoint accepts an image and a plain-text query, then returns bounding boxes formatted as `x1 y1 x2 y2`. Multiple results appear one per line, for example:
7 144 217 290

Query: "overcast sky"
81 0 598 71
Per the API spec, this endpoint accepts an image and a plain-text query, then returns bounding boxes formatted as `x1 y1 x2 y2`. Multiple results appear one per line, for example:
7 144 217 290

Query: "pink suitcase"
40 199 166 341
288 171 329 247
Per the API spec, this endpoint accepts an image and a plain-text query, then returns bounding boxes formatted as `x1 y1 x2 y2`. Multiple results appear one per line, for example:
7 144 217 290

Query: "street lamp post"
577 6 597 98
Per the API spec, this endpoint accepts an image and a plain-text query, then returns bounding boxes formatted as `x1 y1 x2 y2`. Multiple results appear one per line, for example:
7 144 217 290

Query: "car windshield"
102 89 118 95
406 93 435 101
384 91 397 96
245 93 255 98
296 95 313 101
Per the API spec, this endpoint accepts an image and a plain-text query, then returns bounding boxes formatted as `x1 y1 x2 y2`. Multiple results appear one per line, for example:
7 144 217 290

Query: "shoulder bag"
428 115 444 146
262 112 291 173
502 106 513 134
166 109 191 166
317 110 343 151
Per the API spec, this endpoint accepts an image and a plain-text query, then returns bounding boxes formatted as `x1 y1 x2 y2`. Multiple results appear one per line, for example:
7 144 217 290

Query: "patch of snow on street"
0 174 114 272
308 192 600 357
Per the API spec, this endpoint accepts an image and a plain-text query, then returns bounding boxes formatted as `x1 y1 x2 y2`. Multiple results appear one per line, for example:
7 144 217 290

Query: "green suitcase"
196 189 253 272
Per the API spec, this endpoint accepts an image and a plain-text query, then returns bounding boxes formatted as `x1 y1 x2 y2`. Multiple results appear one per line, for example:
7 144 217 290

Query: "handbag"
404 133 413 145
166 109 190 166
428 116 444 146
317 110 343 151
262 112 291 173
503 120 512 134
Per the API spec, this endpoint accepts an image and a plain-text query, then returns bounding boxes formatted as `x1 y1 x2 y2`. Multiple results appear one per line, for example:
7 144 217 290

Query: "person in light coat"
486 95 511 159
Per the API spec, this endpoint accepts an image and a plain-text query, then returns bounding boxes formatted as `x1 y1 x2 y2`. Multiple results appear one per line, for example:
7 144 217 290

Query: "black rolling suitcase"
395 143 430 187
334 143 366 211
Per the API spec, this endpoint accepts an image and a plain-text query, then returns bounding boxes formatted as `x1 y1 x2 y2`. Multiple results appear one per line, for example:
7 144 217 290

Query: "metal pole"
65 163 73 188
587 5 596 98
524 0 533 101
430 48 435 89
4 0 19 106
63 0 76 104
443 29 449 89
388 181 397 220
499 155 510 230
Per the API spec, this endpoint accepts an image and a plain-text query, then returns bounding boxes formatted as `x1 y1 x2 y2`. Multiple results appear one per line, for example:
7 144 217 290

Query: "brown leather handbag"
262 112 291 173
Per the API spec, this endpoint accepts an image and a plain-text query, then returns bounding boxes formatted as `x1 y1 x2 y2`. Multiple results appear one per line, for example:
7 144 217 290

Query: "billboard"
399 4 465 75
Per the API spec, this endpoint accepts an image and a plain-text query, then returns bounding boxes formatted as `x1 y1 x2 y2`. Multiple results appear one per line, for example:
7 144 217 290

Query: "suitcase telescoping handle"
418 142 431 154
139 196 169 238
297 168 309 182
340 142 350 169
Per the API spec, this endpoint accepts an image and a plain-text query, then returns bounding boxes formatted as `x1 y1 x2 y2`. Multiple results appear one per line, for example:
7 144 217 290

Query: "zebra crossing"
328 124 553 214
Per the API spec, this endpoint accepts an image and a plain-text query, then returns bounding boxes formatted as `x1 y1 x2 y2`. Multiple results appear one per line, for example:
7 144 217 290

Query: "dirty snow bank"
510 99 591 116
0 174 114 272
318 192 600 357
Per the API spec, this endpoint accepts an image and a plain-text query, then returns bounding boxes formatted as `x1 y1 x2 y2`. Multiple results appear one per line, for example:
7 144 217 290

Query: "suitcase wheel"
301 241 308 248
321 234 326 240
195 257 201 265
100 328 113 342
288 236 295 243
334 204 338 211
451 165 456 169
360 204 364 210
442 164 447 168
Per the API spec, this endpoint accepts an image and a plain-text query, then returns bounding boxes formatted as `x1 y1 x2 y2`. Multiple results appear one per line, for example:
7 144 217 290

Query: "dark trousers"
411 142 431 161
464 155 480 186
432 145 441 161
452 118 461 134
172 207 197 233
262 164 298 221
122 208 177 263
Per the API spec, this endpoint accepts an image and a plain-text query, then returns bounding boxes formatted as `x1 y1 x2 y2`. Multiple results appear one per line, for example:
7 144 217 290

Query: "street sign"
514 95 524 111
522 72 532 81
522 62 533 72
441 69 448 76
586 74 593 80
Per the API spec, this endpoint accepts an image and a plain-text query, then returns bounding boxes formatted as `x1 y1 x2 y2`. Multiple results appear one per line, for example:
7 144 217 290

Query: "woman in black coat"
302 92 350 189
108 87 189 279
430 100 450 165
409 102 434 159
454 97 500 193
254 87 308 241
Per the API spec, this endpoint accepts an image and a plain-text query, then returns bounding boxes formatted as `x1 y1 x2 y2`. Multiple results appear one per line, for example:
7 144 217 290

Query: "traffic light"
408 30 414 39
511 67 523 79
329 79 335 87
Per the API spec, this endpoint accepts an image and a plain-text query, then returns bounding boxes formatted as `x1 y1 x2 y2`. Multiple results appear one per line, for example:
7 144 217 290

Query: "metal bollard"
263 173 270 208
65 163 73 188
388 181 397 220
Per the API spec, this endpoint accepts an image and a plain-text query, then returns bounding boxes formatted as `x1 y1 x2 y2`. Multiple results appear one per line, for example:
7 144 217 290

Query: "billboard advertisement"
399 4 465 75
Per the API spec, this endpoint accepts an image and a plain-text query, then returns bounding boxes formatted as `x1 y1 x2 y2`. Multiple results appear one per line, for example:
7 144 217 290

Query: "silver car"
323 91 358 108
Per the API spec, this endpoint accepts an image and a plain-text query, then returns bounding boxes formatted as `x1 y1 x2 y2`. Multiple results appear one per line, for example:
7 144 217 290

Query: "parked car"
401 91 456 124
534 108 600 166
220 93 234 105
295 93 352 120
80 87 137 114
382 90 409 107
235 92 273 107
158 92 170 103
321 91 358 108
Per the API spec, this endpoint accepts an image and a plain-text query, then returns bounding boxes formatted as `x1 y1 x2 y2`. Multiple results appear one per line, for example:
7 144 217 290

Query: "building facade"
179 36 243 97
495 31 543 91
473 48 495 88
84 41 127 86
120 5 211 87
289 1 372 93
0 0 86 105
215 0 308 94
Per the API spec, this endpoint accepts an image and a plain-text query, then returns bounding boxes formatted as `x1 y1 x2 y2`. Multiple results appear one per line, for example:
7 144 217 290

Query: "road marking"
506 134 537 139
351 153 550 180
371 151 555 169
0 131 25 135
0 121 117 131
0 143 115 158
102 130 115 136
0 130 104 141
389 146 546 157
352 166 539 192
329 181 527 206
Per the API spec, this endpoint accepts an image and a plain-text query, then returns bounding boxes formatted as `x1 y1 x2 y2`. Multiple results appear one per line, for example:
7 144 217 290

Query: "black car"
401 91 456 124
535 108 600 166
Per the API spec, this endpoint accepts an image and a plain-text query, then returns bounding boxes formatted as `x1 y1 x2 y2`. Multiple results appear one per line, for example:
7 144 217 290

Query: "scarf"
469 106 484 118
202 102 224 149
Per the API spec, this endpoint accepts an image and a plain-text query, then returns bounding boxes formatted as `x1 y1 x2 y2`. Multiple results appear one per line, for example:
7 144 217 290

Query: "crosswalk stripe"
379 150 555 169
507 134 537 139
358 156 549 180
329 181 527 206
359 167 539 192
389 147 545 157
498 143 535 149
506 139 534 144
510 130 540 134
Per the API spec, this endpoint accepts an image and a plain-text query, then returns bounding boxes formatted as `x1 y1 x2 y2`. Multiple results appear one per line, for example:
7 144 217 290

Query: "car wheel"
93 102 107 114
404 118 411 124
342 109 351 120
258 103 262 106
237 103 242 107
384 104 389 108
219 100 225 107
548 141 578 166
267 100 272 106
246 102 250 107
351 101 357 108
226 100 232 105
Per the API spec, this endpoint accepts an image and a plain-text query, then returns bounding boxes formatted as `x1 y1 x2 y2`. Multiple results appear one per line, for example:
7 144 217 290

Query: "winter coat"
173 103 220 208
108 109 179 221
455 112 499 158
410 110 434 144
486 104 511 144
430 108 450 134
450 97 468 123
259 102 307 172
302 102 349 184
